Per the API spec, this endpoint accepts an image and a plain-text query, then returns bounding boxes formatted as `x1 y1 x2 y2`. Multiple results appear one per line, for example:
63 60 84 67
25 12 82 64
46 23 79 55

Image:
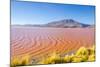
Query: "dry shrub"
88 55 95 62
64 54 74 63
39 52 63 64
75 47 89 56
73 45 95 62
11 45 95 66
88 45 95 61
39 45 95 64
11 57 20 67
11 55 30 67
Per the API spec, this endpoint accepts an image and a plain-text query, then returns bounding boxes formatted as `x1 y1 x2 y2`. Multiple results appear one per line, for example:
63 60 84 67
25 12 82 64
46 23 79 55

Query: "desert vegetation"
39 45 95 64
11 45 95 67
11 55 31 67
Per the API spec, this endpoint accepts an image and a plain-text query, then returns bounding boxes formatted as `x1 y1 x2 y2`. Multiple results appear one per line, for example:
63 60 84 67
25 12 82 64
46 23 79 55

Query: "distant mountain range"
12 19 94 28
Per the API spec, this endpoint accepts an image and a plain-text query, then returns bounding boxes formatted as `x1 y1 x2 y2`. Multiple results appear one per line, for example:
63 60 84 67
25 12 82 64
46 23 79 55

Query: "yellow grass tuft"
88 55 95 62
75 47 89 56
11 45 95 66
11 57 20 67
39 45 95 64
11 54 30 67
39 52 62 64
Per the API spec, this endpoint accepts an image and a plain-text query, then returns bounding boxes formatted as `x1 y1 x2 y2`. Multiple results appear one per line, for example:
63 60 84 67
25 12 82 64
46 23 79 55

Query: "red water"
11 27 95 59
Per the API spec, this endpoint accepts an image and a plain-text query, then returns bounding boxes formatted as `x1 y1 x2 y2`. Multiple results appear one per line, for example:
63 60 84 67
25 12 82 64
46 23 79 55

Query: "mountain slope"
44 19 91 28
12 19 93 28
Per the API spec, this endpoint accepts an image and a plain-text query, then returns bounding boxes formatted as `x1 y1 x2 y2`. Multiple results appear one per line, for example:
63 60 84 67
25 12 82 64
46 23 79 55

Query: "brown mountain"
44 19 91 28
12 19 94 28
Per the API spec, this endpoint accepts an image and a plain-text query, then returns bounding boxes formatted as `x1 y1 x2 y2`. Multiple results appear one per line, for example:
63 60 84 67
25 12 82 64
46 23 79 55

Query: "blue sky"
11 0 95 25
